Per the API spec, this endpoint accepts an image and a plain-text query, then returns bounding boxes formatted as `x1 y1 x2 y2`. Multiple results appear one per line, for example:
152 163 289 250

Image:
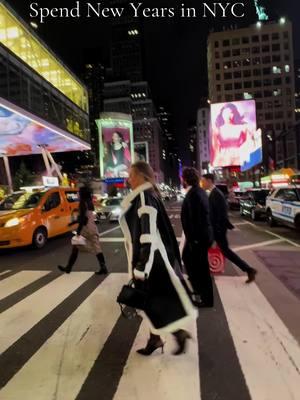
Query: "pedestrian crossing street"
0 270 300 400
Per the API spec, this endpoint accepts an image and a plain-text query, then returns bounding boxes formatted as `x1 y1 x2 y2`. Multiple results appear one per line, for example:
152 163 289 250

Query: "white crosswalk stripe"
0 271 299 400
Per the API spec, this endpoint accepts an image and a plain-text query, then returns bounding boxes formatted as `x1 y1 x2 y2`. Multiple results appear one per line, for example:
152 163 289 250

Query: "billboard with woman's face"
210 100 262 171
96 113 134 179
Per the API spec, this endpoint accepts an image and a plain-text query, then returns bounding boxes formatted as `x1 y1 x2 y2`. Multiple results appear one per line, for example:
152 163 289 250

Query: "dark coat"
209 187 234 235
181 186 213 247
119 182 197 333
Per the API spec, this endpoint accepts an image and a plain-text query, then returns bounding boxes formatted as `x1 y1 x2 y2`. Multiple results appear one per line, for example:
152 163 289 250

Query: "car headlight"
111 207 121 215
4 217 21 228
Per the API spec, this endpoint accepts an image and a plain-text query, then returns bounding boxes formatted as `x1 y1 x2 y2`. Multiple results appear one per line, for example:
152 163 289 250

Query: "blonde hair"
131 161 160 196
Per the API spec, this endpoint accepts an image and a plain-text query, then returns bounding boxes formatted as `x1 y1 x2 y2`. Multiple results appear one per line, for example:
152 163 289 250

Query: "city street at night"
0 202 300 400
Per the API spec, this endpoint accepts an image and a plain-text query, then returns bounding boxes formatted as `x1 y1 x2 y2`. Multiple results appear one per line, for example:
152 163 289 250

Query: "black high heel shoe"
95 265 108 275
57 265 71 274
137 334 165 356
172 330 192 355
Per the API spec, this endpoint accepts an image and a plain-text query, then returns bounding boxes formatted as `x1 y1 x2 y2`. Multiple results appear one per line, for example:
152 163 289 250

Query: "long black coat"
119 182 197 333
209 187 234 236
181 185 213 247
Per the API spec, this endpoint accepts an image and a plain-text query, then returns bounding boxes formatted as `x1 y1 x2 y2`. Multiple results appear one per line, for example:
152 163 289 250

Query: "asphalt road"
0 200 300 400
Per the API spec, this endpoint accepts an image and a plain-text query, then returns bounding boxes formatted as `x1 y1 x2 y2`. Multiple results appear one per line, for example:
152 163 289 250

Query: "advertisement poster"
210 100 262 171
96 113 134 179
134 142 149 163
0 100 90 156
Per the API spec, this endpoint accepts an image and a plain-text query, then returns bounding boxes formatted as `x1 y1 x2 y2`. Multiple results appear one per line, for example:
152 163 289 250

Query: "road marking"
0 271 49 301
114 319 201 400
99 226 120 237
216 276 300 400
0 272 93 354
100 237 183 243
232 239 283 252
264 230 300 248
0 274 127 400
234 222 252 226
0 270 10 276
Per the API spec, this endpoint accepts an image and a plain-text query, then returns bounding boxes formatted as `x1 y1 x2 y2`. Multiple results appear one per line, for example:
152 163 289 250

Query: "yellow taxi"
0 187 79 249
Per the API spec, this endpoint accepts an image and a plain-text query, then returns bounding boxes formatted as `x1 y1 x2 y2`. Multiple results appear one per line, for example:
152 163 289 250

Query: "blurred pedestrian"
181 167 214 308
57 186 108 275
119 161 197 356
201 173 257 283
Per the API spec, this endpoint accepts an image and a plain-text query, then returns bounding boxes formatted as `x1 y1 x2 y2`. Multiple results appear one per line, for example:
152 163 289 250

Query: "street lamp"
279 17 286 25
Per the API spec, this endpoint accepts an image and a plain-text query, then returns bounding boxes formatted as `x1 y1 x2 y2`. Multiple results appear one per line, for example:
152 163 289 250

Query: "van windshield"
0 192 46 210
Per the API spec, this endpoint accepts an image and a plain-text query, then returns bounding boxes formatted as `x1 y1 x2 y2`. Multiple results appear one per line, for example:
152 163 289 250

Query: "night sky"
6 0 300 163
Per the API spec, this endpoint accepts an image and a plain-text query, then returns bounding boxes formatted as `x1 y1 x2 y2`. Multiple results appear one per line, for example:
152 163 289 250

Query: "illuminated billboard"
134 142 149 163
96 113 134 179
210 100 262 171
0 98 90 156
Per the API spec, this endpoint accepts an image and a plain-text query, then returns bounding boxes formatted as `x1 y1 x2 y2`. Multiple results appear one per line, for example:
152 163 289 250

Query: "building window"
262 45 270 52
233 60 242 68
252 46 260 54
215 51 220 58
244 81 252 88
285 65 290 73
224 83 233 91
283 31 289 39
242 37 249 44
225 94 233 101
254 80 262 88
217 84 221 91
273 77 282 85
272 33 279 40
223 61 231 69
262 56 271 64
234 82 242 90
284 54 290 62
262 34 269 41
273 89 282 96
256 102 263 109
274 111 284 119
223 39 230 46
264 90 272 97
252 57 261 65
272 66 281 74
263 67 271 75
233 71 242 78
243 70 251 78
265 113 273 120
232 38 240 45
253 69 261 76
232 49 240 56
272 54 281 62
241 48 250 56
254 92 262 98
265 101 273 109
224 72 232 79
286 77 291 84
216 73 220 80
216 63 220 69
214 41 219 48
243 59 251 66
252 35 259 43
264 79 272 86
272 43 280 52
284 42 289 51
223 50 231 58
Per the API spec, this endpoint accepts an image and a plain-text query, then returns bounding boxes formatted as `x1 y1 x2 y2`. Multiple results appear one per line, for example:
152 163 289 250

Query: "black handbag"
117 279 148 317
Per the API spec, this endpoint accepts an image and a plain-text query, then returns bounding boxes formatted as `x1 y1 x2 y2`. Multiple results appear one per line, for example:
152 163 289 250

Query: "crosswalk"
0 270 300 400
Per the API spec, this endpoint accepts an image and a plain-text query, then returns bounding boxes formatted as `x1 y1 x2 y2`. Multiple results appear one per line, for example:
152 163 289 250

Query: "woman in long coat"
58 186 108 275
119 161 197 356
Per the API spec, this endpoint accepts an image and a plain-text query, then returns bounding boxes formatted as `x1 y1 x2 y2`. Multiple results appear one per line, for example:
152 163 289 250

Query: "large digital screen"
210 100 262 171
0 98 90 156
96 113 134 179
134 142 149 163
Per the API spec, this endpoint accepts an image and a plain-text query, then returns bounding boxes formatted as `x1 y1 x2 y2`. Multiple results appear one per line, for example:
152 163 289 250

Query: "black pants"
215 230 252 273
182 243 213 305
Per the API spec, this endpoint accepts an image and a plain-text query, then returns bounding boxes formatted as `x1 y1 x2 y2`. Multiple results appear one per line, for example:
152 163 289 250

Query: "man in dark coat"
201 173 257 283
181 167 214 308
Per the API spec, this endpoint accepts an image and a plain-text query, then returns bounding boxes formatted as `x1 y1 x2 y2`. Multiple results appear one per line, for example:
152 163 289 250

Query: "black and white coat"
119 182 197 334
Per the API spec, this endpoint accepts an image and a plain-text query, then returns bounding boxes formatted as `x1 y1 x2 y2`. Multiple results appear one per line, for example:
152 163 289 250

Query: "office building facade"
208 20 296 169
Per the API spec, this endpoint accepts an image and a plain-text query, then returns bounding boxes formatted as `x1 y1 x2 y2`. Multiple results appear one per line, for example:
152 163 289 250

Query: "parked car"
265 186 300 229
0 187 79 249
240 189 270 220
228 190 247 210
95 197 123 222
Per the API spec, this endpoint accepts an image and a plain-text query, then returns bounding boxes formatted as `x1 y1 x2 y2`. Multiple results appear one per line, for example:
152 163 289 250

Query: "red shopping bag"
208 246 225 274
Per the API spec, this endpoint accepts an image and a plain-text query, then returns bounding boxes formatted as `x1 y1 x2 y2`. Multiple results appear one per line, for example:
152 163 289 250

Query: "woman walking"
119 161 197 356
58 186 108 275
